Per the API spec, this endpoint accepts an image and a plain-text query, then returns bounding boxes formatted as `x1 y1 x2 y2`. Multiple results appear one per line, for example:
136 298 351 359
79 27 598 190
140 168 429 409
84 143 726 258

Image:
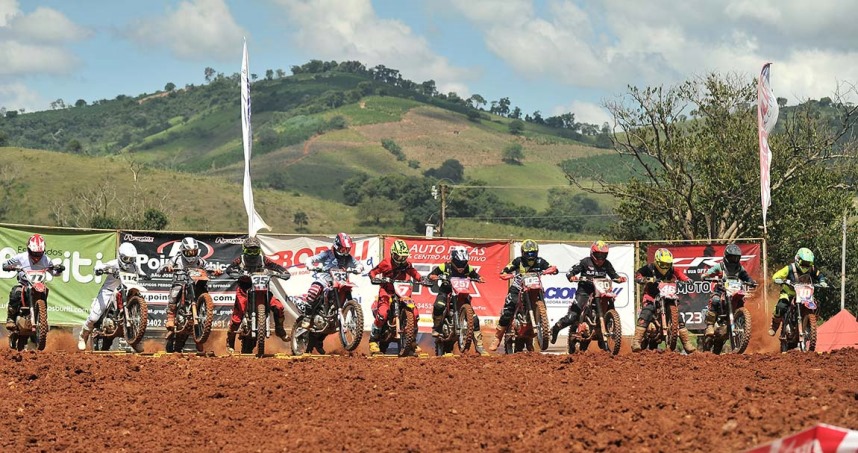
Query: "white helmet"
118 242 138 265
179 237 200 263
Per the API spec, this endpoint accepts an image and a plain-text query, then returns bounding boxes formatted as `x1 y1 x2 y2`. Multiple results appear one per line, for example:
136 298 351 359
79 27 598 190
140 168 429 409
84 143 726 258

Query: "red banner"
383 238 510 325
646 243 762 331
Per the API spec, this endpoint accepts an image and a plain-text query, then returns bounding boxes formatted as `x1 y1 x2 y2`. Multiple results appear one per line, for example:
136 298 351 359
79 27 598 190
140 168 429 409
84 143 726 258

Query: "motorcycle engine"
102 318 117 336
312 314 327 330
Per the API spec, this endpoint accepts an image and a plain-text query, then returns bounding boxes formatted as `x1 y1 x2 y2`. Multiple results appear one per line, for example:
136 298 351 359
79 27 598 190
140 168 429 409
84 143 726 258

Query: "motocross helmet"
333 233 353 258
590 240 609 267
521 239 539 266
118 242 138 270
451 247 469 274
242 236 264 271
27 234 46 261
795 247 814 274
179 237 200 264
723 243 742 272
654 248 673 275
390 240 409 267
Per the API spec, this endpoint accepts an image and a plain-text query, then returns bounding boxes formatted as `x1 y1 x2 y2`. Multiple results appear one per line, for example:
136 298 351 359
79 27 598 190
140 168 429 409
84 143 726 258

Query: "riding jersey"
2 252 61 285
567 257 621 295
501 256 553 290
369 258 421 294
94 259 146 292
635 263 689 299
225 256 289 290
773 264 826 297
429 262 482 293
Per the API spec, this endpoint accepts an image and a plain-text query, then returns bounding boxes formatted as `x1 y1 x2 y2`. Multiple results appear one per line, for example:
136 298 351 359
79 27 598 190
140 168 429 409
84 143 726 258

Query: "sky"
2 0 858 126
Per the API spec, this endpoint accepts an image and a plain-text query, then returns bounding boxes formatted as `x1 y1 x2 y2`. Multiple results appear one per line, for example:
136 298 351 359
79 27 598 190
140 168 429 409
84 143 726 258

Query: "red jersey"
369 258 421 293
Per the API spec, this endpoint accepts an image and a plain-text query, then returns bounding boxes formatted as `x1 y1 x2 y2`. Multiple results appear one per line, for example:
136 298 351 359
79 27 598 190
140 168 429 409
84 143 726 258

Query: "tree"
357 196 399 224
275 69 286 78
140 208 168 230
293 211 308 228
502 142 524 164
164 82 176 92
424 159 464 183
467 94 486 110
5 110 18 119
508 119 525 135
0 130 7 146
66 139 83 153
265 69 274 80
204 67 215 82
74 99 87 107
565 73 858 271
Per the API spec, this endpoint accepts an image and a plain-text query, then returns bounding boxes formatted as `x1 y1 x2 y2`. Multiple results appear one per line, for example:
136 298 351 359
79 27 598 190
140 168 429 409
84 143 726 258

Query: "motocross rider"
701 244 757 337
550 241 626 345
3 234 65 331
769 247 828 337
426 247 488 356
490 239 557 351
156 237 217 330
77 242 147 350
367 239 422 354
632 248 696 353
223 236 292 354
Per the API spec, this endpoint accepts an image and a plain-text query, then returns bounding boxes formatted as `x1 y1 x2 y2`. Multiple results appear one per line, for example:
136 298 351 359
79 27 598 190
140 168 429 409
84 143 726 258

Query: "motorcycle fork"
796 304 806 352
595 298 608 343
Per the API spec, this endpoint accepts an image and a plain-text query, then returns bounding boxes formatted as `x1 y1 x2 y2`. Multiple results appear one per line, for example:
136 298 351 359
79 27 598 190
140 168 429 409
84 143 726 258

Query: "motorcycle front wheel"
398 306 417 357
339 300 364 352
193 293 214 348
534 300 550 351
731 307 751 354
801 313 817 352
665 304 679 352
456 304 474 353
124 295 148 348
35 299 48 351
603 309 622 356
255 304 267 357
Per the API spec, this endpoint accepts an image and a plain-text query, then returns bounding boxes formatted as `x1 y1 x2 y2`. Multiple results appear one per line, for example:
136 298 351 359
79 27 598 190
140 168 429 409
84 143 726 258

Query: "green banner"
0 225 116 326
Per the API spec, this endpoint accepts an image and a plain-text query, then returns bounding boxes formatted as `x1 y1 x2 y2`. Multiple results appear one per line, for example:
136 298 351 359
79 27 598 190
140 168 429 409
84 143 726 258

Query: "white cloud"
273 0 474 96
0 0 18 27
553 101 611 126
126 0 246 61
453 0 858 104
11 7 91 43
0 41 78 75
0 3 87 75
0 82 45 113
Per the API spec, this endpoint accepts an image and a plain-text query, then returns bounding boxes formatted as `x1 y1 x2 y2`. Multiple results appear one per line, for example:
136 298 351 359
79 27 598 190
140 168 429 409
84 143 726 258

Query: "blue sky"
2 0 858 125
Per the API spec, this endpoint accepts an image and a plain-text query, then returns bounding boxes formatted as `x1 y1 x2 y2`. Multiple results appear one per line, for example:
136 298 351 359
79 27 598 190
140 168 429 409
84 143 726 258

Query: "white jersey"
3 252 57 285
94 259 146 292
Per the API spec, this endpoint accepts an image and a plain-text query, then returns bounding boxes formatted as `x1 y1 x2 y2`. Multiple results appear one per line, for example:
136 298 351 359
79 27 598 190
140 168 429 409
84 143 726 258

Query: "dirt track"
1 340 856 452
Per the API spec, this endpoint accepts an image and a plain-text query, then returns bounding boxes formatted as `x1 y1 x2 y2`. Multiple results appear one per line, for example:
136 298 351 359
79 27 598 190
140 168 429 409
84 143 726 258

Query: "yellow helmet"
521 239 539 265
654 248 673 274
390 240 409 265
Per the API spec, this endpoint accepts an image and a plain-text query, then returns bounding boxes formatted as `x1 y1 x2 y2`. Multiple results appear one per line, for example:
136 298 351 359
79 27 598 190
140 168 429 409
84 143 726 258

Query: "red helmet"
590 240 608 266
27 234 46 261
332 233 353 257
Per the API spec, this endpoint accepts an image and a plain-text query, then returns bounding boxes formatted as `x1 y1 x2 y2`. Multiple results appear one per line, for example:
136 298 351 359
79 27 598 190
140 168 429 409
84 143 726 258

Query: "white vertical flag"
757 63 779 228
241 38 270 237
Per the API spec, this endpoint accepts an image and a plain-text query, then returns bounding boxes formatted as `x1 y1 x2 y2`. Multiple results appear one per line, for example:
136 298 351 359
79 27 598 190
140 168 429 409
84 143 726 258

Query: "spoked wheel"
291 317 309 356
124 296 148 349
339 300 364 352
534 300 550 351
193 293 214 348
456 304 474 353
801 313 817 352
665 304 679 351
398 306 417 357
35 299 48 351
731 308 751 354
256 304 267 358
604 309 622 356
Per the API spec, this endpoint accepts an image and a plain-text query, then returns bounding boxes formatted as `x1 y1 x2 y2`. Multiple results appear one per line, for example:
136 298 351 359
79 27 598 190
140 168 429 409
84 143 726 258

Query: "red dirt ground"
1 341 856 451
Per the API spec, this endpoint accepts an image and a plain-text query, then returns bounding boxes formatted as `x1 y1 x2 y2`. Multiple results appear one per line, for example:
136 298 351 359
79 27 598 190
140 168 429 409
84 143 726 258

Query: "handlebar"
570 275 625 284
774 278 826 288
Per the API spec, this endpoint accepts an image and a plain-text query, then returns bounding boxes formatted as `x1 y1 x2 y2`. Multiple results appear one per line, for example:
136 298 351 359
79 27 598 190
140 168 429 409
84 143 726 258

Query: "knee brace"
774 296 789 318
637 306 656 326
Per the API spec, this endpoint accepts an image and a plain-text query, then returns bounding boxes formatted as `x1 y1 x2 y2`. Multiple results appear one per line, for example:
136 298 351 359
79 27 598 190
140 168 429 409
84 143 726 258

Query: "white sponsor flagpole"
758 63 779 313
241 38 271 237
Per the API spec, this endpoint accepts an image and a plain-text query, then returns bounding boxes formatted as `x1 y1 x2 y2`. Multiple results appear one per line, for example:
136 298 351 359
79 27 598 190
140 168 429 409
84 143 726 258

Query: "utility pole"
439 183 447 237
842 212 847 311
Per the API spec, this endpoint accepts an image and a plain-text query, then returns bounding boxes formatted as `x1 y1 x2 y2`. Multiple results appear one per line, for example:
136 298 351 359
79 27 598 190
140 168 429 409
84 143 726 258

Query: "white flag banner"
758 63 779 227
241 39 271 237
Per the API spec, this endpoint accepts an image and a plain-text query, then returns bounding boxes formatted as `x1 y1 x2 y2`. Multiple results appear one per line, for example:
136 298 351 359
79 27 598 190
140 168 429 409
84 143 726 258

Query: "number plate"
120 272 139 284
659 282 677 297
252 274 271 288
393 282 413 298
522 275 541 287
450 278 471 293
595 279 612 293
726 279 742 291
330 270 348 282
25 270 46 283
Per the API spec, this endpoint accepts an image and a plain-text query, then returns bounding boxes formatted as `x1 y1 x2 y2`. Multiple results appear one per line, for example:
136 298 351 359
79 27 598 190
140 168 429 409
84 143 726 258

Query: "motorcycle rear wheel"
534 300 550 351
193 293 214 348
456 304 474 353
35 299 48 351
124 295 148 347
339 300 364 351
256 304 267 357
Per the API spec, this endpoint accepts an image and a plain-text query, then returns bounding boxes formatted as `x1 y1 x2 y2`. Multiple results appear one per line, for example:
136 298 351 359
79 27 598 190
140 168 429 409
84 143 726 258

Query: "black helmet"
724 244 741 264
242 236 263 270
451 247 469 273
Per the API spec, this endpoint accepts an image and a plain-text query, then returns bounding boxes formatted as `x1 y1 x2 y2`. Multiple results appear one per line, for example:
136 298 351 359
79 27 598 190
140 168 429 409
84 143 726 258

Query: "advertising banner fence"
645 242 762 332
382 237 510 331
0 225 116 326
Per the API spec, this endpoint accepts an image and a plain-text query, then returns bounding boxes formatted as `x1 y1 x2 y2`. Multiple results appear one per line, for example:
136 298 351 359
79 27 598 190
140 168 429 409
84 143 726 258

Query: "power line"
449 213 618 220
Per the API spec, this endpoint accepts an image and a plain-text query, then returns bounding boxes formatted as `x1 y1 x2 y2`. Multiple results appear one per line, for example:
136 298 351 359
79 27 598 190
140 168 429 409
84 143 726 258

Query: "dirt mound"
0 347 855 451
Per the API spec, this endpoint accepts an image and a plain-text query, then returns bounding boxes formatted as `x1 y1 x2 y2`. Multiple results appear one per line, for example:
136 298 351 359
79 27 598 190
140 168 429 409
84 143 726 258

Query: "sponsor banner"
382 237 510 331
517 242 636 336
746 423 858 453
119 231 244 331
259 235 381 330
646 243 762 332
0 226 116 326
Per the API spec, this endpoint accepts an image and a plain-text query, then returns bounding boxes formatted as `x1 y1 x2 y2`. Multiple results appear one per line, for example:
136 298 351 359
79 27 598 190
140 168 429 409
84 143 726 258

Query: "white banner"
257 235 381 330
758 62 779 227
514 242 636 342
241 39 270 237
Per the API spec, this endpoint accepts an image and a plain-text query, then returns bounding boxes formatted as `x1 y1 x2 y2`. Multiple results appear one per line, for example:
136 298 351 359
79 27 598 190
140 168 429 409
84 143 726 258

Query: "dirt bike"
430 274 479 356
291 267 364 355
165 268 215 353
90 269 149 352
776 277 823 352
229 269 290 357
566 276 623 355
8 266 61 351
500 270 554 354
700 276 754 354
639 280 679 351
371 277 420 356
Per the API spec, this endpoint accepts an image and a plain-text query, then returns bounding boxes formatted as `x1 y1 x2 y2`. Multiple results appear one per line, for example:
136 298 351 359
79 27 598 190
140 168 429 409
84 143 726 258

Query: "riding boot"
272 308 289 342
550 324 561 344
77 328 91 351
678 327 696 353
5 306 16 331
473 328 488 356
631 326 646 352
432 315 443 337
704 311 717 337
368 326 381 354
226 321 239 354
489 325 506 351
768 317 781 336
166 303 176 330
